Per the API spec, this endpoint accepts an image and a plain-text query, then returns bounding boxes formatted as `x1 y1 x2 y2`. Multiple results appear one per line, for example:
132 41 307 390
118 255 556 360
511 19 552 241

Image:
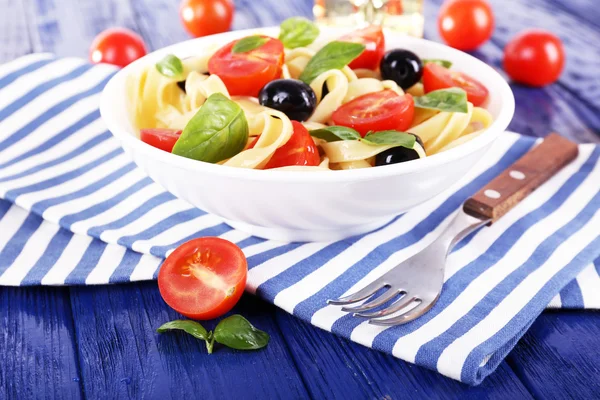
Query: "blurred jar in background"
314 0 424 37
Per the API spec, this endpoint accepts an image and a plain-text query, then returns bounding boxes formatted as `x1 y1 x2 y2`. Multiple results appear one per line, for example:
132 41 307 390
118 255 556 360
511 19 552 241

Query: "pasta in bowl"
100 22 514 241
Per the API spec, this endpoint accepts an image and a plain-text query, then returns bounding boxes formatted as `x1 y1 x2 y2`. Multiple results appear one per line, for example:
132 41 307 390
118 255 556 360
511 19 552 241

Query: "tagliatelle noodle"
223 109 293 169
232 96 274 136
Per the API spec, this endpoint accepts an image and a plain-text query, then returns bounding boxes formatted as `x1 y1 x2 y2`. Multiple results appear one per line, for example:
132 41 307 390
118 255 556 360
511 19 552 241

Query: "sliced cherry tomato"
158 237 247 320
140 129 182 152
438 0 494 51
339 25 385 70
248 121 320 168
331 90 414 137
208 36 284 97
503 29 565 87
422 63 489 106
89 28 147 68
179 0 234 38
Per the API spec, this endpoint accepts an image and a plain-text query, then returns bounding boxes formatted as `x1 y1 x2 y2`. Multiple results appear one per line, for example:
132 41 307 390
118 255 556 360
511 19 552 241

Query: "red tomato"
208 36 284 97
339 25 385 70
89 28 147 68
179 0 234 38
331 90 414 137
248 121 320 168
158 237 247 320
503 29 565 87
422 63 489 106
140 129 181 152
438 0 494 51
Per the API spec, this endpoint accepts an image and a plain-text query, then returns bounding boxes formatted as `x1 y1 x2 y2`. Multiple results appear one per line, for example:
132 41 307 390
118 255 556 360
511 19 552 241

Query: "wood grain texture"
21 0 140 57
274 310 533 399
464 134 579 221
507 311 600 399
69 284 309 399
0 0 32 60
0 286 82 399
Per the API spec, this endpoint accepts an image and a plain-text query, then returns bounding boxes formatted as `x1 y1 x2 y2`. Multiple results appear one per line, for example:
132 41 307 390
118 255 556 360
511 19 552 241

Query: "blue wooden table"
1 0 599 398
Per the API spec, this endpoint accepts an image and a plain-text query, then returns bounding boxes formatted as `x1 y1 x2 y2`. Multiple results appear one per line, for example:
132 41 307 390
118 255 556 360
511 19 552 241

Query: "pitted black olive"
258 79 317 122
380 49 423 90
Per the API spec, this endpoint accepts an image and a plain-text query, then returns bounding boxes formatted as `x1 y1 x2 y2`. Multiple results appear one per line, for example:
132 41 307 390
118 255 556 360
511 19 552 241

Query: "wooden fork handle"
463 133 579 223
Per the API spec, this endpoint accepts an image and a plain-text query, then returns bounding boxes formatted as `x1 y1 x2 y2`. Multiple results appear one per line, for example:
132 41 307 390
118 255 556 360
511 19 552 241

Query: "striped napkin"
1 54 600 385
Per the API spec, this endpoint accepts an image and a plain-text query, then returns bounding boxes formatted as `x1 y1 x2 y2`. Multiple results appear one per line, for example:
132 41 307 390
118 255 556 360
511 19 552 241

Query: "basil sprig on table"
422 59 453 68
299 41 365 84
279 17 320 49
414 88 469 113
310 126 361 142
310 126 415 150
155 54 184 80
157 315 269 354
172 93 249 163
232 35 269 53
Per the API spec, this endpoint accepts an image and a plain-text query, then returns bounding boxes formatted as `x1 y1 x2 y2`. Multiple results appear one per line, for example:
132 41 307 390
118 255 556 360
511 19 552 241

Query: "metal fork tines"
328 210 489 326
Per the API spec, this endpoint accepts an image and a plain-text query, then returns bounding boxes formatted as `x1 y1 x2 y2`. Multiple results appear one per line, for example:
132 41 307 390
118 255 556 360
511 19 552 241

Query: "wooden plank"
506 312 600 399
0 0 32 61
69 283 310 399
22 0 140 57
424 0 600 143
546 0 600 30
0 286 82 399
274 310 532 399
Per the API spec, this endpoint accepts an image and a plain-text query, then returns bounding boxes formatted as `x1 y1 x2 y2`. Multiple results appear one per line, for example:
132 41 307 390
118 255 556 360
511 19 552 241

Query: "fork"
328 134 579 326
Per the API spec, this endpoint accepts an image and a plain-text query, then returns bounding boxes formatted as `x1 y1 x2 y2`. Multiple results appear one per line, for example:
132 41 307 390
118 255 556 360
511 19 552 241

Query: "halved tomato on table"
208 36 284 97
331 90 414 137
249 121 320 168
339 25 385 70
140 128 182 152
422 63 489 106
158 237 247 320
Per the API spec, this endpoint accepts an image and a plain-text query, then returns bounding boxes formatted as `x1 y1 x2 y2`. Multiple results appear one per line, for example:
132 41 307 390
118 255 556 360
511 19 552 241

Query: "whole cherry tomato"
89 28 147 68
158 237 247 320
503 29 565 87
179 0 234 38
438 0 494 51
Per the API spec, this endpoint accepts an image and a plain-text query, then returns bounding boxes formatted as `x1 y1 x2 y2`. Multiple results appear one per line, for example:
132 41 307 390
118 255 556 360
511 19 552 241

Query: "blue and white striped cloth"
1 54 600 385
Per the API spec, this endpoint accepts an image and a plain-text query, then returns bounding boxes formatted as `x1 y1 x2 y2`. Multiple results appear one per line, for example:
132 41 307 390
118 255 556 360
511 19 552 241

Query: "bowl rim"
100 26 515 183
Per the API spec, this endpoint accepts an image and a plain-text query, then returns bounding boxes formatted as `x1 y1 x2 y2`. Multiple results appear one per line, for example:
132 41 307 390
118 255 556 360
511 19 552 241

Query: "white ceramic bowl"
100 26 514 242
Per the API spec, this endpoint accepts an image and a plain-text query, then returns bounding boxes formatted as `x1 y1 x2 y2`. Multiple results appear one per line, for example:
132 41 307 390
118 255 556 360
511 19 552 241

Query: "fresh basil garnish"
414 88 468 113
310 126 361 142
157 315 269 354
362 130 416 148
173 93 249 163
213 315 270 350
157 320 209 340
232 35 269 54
299 41 365 84
279 17 320 49
155 54 184 79
422 59 453 68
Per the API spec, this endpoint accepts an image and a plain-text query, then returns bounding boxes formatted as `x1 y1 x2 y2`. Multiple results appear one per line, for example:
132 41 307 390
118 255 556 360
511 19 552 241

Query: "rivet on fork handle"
463 133 579 223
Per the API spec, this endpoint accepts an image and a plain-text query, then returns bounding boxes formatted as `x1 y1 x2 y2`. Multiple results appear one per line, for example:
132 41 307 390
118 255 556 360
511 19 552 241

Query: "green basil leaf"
310 126 361 142
279 17 320 49
157 320 209 341
155 54 184 79
422 59 453 69
414 88 468 113
232 35 269 54
213 315 270 351
361 130 416 148
299 41 365 84
173 93 249 163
